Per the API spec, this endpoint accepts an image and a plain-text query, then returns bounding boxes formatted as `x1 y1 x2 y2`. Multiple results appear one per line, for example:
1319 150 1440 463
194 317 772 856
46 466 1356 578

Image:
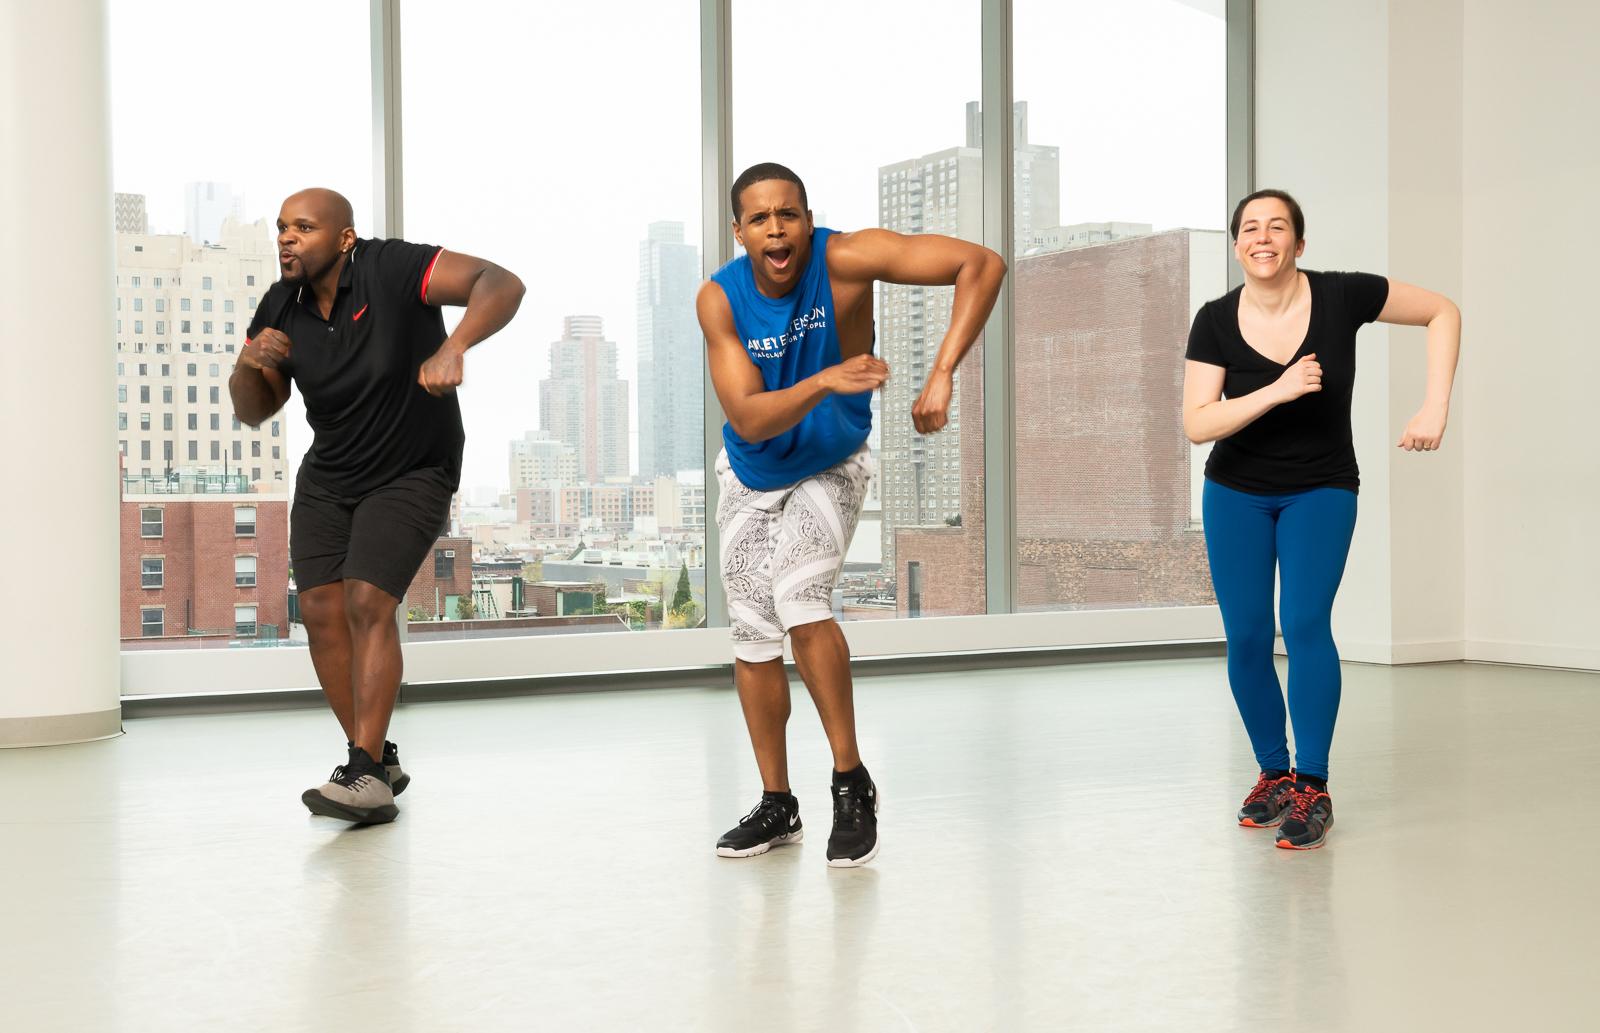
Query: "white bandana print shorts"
714 444 876 662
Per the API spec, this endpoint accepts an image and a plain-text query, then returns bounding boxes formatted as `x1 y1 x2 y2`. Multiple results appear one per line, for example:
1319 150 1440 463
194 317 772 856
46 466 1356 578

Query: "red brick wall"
895 231 1217 617
121 496 289 641
404 536 473 618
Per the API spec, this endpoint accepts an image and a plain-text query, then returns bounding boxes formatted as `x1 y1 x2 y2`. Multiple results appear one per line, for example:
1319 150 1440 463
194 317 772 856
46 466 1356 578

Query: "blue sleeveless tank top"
711 227 873 490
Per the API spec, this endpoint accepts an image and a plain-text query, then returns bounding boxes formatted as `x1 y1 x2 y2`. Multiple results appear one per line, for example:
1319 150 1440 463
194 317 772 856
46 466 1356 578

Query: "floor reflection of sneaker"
1275 781 1334 850
302 747 398 825
1238 770 1296 828
826 777 879 868
716 792 803 858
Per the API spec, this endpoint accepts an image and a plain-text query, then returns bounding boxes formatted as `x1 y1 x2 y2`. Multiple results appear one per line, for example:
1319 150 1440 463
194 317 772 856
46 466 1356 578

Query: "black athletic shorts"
291 466 455 600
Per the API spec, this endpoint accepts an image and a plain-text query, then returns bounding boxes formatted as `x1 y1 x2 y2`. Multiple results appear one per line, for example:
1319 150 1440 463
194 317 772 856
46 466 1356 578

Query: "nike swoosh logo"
352 304 368 321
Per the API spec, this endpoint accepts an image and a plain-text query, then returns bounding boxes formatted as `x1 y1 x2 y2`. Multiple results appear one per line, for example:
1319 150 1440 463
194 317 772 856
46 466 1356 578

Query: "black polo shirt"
246 238 464 496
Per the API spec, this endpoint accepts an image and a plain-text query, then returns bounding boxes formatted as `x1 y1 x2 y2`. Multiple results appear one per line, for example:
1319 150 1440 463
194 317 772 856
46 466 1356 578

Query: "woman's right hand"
1273 354 1322 402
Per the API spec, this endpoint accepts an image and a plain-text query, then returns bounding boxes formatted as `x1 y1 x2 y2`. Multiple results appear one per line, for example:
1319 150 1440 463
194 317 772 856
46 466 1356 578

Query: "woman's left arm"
1378 280 1462 452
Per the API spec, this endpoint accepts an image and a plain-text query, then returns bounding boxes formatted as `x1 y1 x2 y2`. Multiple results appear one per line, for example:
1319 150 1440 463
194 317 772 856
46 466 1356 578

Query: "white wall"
1255 0 1396 662
1460 1 1600 669
1255 0 1599 670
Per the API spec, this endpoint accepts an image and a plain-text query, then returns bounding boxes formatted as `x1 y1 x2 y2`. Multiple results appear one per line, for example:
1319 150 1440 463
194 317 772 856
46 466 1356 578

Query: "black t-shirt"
1186 269 1389 494
247 238 464 496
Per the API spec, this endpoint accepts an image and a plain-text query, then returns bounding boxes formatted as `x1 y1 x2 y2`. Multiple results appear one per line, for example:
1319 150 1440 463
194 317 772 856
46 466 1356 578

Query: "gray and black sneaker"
716 791 803 858
346 739 409 795
1276 781 1334 850
1238 770 1296 828
303 747 398 825
826 773 879 868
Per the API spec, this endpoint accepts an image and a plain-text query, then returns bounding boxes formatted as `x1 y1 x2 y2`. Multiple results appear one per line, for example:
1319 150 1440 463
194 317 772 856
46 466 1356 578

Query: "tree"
672 562 694 613
406 606 428 623
454 596 478 621
665 600 702 630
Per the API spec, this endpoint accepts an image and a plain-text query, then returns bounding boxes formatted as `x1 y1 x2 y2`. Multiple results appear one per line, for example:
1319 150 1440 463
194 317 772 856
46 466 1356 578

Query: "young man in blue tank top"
699 163 1006 867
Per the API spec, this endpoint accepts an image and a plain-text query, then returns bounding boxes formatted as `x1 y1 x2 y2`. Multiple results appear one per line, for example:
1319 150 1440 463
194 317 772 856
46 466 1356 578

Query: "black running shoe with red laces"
1238 770 1296 828
1276 781 1334 849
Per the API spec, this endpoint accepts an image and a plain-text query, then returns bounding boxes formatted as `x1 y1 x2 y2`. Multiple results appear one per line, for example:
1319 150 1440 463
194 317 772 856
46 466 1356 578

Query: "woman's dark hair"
1230 189 1305 241
731 162 808 221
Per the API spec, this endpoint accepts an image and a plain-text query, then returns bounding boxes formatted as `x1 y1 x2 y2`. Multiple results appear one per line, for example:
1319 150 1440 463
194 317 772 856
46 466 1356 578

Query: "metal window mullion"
1226 0 1254 291
371 0 408 648
981 0 1016 615
371 0 403 240
700 0 733 629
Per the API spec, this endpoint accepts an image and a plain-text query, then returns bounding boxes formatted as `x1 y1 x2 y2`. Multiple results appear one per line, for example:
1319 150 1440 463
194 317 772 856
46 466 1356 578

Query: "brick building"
895 229 1222 616
404 536 474 620
120 473 289 643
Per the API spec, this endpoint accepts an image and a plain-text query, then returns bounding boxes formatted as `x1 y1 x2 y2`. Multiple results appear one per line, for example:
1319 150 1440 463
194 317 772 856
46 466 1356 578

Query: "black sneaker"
716 792 803 858
1276 781 1334 850
302 747 398 825
1238 770 1296 828
347 739 409 796
826 776 879 868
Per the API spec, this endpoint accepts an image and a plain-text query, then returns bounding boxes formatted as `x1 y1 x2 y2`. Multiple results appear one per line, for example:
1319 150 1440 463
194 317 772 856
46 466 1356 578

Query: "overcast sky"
111 0 1224 494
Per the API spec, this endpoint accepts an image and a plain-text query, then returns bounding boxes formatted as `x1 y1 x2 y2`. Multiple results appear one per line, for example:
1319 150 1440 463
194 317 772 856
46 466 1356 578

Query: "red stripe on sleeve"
420 248 444 304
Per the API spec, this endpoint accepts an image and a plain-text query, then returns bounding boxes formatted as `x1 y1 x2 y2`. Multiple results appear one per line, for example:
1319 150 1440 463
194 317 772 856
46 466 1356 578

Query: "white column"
0 0 123 745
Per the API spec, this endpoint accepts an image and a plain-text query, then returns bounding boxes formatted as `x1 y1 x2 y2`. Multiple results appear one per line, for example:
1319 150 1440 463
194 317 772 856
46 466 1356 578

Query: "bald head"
276 188 358 287
284 188 354 233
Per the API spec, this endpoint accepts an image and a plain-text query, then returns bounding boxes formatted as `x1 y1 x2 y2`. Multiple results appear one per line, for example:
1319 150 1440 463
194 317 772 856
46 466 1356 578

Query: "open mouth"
763 246 793 272
280 251 299 267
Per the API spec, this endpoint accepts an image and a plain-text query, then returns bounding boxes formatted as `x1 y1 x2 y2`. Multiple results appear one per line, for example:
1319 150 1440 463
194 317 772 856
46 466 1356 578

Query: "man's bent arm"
699 282 840 443
421 250 526 353
830 228 1006 373
229 364 289 427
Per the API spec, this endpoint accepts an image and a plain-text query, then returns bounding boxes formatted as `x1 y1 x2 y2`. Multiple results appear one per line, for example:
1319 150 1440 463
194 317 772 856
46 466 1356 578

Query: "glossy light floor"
3 658 1598 1032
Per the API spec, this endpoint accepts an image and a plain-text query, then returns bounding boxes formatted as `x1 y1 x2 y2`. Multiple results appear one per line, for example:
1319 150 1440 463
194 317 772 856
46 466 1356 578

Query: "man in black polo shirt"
232 188 524 824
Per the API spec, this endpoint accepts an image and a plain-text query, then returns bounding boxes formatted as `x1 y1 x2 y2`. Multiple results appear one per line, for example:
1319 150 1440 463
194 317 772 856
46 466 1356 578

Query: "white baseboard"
1465 640 1600 672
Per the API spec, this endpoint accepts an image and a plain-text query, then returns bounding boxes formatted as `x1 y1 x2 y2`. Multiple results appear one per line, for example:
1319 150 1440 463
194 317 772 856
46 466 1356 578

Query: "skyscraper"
875 101 1060 572
636 221 703 478
115 192 148 234
184 181 243 246
539 315 630 482
114 216 285 484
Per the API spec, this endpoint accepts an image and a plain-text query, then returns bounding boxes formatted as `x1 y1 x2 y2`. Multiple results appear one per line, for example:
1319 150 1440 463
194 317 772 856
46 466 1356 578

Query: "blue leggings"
1202 480 1357 780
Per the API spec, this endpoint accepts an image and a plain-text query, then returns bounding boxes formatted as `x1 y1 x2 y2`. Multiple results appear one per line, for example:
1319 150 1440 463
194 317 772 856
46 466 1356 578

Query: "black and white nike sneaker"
826 773 879 868
716 791 803 858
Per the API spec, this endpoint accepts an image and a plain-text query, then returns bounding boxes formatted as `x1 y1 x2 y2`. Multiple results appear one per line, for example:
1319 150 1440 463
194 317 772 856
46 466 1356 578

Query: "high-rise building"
114 218 285 485
185 181 244 246
538 315 630 482
115 192 148 234
636 222 703 478
875 101 1060 572
509 430 579 489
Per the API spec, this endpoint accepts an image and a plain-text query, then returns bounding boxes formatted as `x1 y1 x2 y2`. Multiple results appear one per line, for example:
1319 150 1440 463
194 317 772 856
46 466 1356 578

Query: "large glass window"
734 0 984 621
1007 0 1227 613
110 0 371 650
403 0 705 637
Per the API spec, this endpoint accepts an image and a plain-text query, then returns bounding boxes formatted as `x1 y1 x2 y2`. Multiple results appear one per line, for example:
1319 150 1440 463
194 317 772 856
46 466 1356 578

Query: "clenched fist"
1273 353 1322 403
238 328 292 372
